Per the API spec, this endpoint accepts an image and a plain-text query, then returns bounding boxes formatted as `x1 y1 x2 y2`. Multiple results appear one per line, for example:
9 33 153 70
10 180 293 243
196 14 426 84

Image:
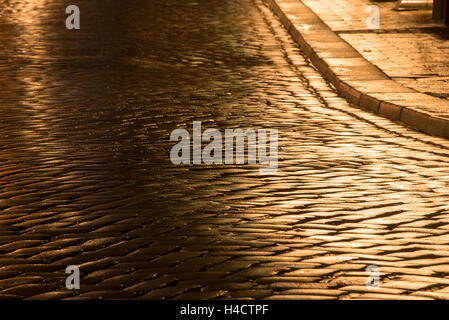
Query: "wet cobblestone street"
3 0 449 299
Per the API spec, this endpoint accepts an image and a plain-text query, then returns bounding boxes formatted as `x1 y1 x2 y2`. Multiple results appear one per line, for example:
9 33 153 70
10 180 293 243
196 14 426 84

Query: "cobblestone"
0 0 449 300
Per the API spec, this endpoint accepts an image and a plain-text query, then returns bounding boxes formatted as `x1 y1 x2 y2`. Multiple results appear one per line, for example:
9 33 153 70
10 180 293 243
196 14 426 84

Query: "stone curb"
266 0 449 138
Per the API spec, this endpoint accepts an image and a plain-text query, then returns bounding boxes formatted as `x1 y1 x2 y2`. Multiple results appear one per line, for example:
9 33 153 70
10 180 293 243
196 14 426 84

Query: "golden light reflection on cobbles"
0 0 448 300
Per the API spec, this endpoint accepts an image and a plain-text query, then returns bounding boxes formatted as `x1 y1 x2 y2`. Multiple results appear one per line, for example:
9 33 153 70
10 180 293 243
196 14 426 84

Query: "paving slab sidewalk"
266 0 449 138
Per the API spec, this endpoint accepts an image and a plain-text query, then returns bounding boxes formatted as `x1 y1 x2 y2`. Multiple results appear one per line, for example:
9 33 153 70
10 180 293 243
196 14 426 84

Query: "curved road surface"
1 0 449 299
